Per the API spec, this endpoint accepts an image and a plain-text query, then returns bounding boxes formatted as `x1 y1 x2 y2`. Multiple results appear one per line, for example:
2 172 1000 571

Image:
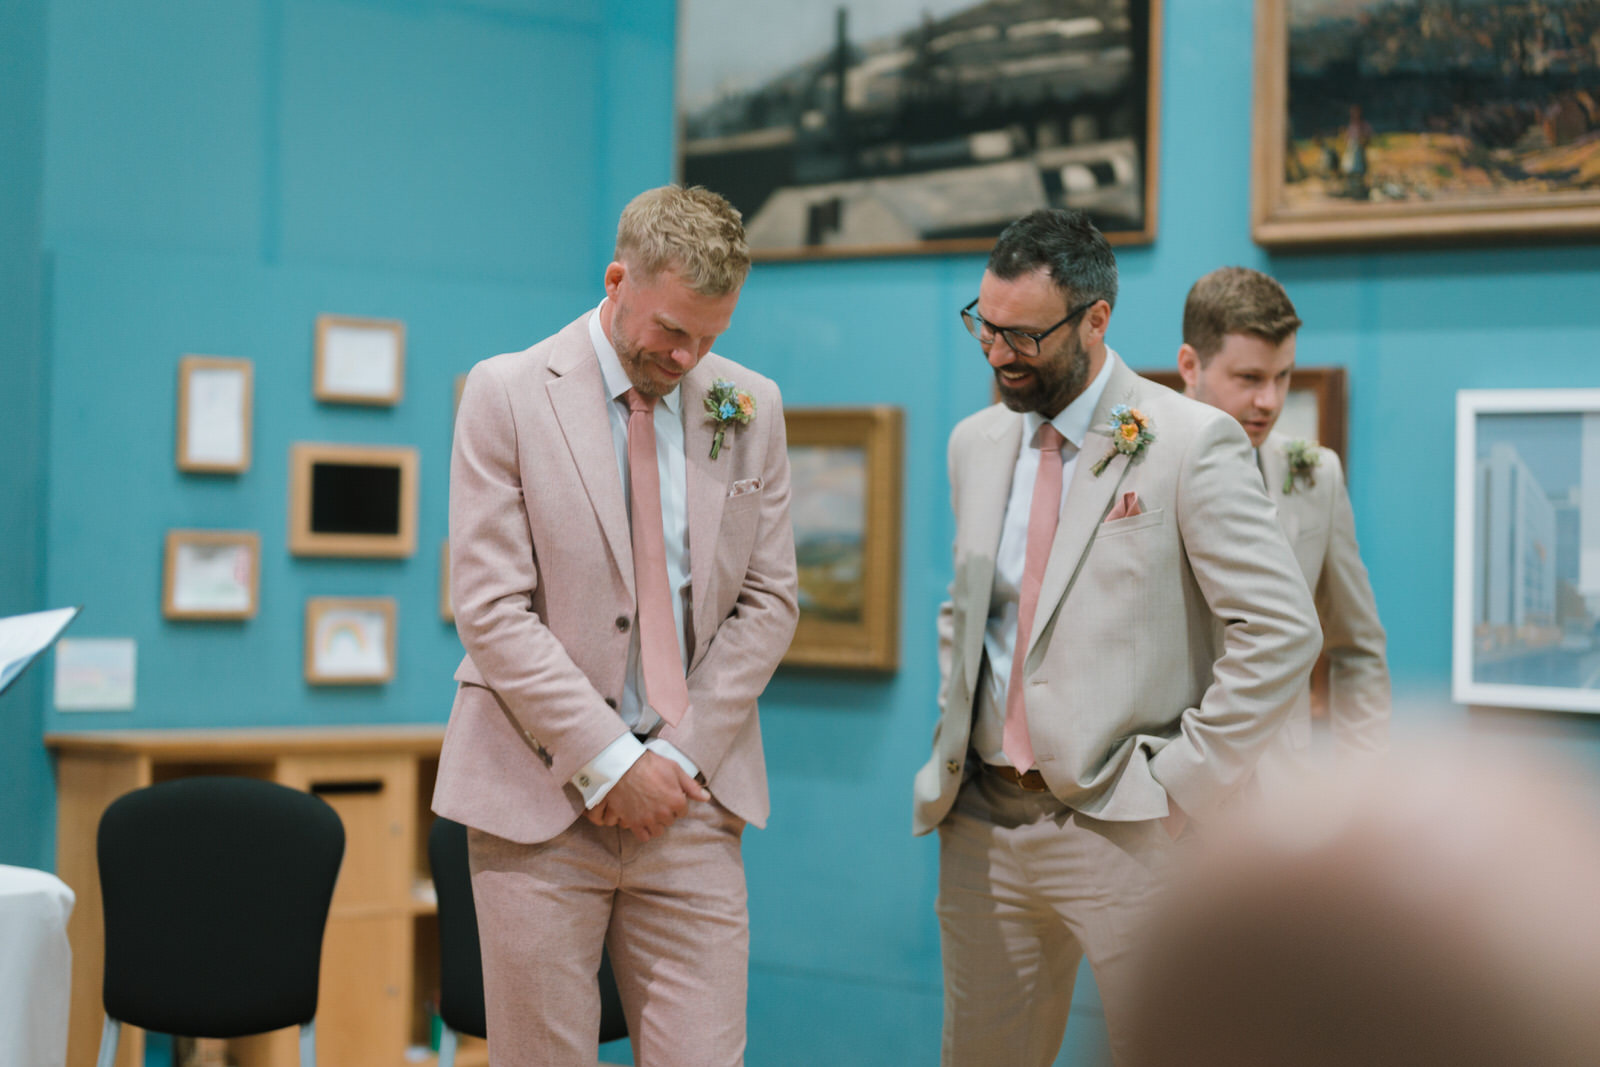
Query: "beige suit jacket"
434 313 799 844
1259 431 1389 767
914 360 1321 834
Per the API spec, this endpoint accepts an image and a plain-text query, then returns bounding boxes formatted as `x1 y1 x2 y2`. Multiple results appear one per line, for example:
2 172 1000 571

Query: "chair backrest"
427 816 627 1043
97 776 345 1038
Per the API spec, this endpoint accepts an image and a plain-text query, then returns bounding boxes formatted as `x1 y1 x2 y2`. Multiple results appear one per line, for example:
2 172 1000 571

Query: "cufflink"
577 774 591 788
946 760 960 775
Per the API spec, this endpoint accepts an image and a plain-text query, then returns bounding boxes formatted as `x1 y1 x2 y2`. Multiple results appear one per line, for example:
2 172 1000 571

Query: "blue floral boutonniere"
703 378 755 459
1283 439 1321 494
1091 405 1155 476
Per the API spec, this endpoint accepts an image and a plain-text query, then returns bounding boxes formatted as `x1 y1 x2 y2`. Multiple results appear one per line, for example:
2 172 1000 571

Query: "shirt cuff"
573 732 647 808
645 738 701 784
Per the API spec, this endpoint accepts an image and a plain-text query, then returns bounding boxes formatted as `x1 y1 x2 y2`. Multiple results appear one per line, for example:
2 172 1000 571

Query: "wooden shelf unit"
47 726 461 1067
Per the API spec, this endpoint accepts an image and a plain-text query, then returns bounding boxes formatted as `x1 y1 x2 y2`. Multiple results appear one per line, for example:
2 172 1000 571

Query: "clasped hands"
584 750 710 842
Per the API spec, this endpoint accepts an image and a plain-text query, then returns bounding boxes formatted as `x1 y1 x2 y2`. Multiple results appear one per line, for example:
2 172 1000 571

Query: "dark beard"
995 335 1089 416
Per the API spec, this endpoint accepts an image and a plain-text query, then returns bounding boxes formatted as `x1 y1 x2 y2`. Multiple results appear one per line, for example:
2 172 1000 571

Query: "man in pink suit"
434 185 799 1066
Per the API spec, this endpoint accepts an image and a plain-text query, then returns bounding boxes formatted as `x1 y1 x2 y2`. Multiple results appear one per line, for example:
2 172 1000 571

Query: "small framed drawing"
314 314 405 405
1137 365 1348 463
305 597 396 685
1453 390 1600 716
782 406 903 671
288 442 419 558
162 530 260 620
440 541 454 623
176 356 252 473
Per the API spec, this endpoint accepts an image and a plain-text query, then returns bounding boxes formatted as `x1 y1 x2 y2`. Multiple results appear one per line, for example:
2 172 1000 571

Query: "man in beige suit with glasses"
913 209 1321 1066
1176 266 1389 791
435 185 798 1066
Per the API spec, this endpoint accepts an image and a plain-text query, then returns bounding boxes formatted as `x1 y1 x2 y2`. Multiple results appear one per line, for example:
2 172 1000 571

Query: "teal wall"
14 1 1600 1065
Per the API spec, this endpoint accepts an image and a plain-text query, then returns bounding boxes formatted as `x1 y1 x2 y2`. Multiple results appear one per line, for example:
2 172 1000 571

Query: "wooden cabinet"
47 727 489 1067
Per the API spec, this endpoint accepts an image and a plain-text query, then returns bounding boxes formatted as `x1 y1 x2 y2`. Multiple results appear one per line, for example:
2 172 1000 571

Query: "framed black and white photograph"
314 314 406 405
288 442 419 558
678 0 1161 260
1454 389 1600 715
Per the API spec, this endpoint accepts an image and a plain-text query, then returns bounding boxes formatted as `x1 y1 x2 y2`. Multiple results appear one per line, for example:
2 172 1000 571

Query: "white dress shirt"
972 352 1117 765
572 302 700 805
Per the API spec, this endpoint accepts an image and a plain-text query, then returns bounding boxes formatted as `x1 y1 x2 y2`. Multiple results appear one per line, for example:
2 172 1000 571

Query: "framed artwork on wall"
304 597 397 685
162 530 260 620
677 0 1162 260
1139 365 1348 462
1252 0 1600 249
288 442 419 558
1453 389 1600 715
176 356 252 473
314 314 406 405
781 406 903 670
440 541 454 623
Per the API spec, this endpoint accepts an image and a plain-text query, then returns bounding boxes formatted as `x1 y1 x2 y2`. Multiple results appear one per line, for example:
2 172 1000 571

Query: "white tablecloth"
0 864 75 1067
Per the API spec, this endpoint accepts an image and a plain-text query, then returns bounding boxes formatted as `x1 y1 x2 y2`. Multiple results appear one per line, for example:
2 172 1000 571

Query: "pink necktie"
1002 423 1065 772
625 389 689 726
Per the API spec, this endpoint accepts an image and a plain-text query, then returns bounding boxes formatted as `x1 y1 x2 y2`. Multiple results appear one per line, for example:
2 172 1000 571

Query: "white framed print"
163 530 260 620
1454 389 1600 715
304 597 396 685
314 314 405 405
177 356 253 472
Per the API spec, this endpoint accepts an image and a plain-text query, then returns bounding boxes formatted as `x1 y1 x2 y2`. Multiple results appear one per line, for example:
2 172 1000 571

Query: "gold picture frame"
1251 0 1600 249
162 530 260 620
440 541 454 623
288 442 419 558
782 406 903 671
314 314 406 405
176 356 252 473
304 597 397 685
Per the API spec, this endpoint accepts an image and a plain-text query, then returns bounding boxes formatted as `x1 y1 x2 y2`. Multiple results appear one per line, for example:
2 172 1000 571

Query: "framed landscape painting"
678 0 1162 259
1454 390 1600 715
1253 0 1600 248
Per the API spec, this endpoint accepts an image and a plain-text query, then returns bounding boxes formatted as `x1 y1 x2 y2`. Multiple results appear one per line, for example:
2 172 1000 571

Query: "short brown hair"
1182 267 1301 363
615 185 750 296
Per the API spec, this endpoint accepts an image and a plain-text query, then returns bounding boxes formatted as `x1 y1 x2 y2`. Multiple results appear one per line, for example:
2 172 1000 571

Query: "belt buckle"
1016 770 1048 793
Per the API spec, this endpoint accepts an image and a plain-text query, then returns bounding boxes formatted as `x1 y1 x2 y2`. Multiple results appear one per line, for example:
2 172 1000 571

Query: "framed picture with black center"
288 442 419 558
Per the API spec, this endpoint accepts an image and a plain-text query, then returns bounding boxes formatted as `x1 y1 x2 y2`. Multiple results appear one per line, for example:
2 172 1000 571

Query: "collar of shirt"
588 299 682 417
1018 348 1118 451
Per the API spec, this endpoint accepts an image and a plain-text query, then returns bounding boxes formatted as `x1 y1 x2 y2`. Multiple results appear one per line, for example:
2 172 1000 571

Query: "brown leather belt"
984 763 1050 793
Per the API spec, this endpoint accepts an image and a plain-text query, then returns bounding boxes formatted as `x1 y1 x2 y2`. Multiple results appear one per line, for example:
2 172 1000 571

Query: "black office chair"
428 816 627 1066
95 776 345 1067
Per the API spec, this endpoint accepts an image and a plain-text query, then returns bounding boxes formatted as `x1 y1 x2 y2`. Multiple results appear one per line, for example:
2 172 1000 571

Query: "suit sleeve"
449 363 630 784
1315 452 1391 757
1150 415 1323 821
665 379 800 781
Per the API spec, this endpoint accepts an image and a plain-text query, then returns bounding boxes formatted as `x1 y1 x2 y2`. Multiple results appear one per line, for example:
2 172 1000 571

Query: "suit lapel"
960 411 1024 682
1261 434 1298 539
546 325 634 598
683 362 732 656
1026 360 1142 662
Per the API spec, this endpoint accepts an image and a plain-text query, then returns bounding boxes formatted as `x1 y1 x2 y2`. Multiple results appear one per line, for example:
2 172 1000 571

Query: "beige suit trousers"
936 773 1178 1067
468 799 748 1067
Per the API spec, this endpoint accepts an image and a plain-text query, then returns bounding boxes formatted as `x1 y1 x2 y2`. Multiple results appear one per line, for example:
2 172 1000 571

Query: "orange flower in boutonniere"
703 378 755 459
1092 405 1154 476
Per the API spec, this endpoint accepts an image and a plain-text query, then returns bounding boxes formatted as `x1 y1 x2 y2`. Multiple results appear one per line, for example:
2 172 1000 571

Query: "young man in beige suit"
434 185 799 1066
1176 266 1390 789
913 210 1322 1066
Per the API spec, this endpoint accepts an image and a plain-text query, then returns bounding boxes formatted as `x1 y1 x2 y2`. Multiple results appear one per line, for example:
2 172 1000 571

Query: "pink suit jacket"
433 313 799 844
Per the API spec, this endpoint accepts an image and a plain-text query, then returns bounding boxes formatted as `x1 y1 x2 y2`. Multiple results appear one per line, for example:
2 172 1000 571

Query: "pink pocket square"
1105 491 1143 522
728 477 763 498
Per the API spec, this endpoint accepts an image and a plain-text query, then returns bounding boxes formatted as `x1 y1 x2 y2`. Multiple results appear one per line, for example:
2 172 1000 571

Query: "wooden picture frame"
304 597 397 685
1453 390 1600 716
677 1 1162 259
314 314 406 405
176 356 252 473
440 541 454 623
162 530 260 620
1251 0 1600 250
1138 365 1348 464
288 442 419 558
782 406 903 670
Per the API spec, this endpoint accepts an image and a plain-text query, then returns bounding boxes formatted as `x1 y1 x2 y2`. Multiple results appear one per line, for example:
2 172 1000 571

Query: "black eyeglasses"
960 297 1099 358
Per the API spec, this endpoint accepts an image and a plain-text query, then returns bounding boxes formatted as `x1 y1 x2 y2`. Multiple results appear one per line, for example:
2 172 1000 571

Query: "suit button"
946 760 960 775
615 616 630 632
577 774 591 788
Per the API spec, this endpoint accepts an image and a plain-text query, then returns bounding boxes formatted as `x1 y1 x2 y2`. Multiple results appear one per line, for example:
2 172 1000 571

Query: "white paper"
172 542 253 612
185 367 246 465
0 607 80 695
323 324 399 398
313 609 390 679
54 637 136 711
